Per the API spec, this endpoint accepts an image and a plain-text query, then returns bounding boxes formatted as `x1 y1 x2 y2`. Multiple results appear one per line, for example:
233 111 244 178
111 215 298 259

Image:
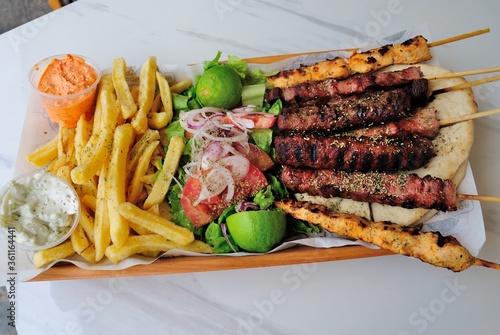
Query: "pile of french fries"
26 56 213 268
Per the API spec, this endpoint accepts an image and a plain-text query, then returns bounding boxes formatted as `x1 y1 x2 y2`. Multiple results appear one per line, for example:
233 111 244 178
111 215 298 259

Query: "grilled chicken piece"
274 198 500 272
267 35 432 88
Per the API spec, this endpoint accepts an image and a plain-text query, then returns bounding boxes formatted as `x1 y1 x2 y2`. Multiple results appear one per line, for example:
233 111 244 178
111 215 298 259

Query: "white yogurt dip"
0 170 79 248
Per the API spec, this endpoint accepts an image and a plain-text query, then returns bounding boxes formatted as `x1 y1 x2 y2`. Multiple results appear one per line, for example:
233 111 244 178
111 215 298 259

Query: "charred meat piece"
277 81 429 132
267 35 431 88
274 199 476 272
279 166 457 212
267 66 423 103
275 133 434 172
340 106 440 139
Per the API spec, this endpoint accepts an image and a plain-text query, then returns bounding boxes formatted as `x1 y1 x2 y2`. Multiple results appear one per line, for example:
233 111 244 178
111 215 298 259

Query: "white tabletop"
1 0 500 334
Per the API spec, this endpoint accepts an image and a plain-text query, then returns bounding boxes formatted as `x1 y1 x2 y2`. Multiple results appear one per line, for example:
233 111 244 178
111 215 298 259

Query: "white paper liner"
1 25 485 281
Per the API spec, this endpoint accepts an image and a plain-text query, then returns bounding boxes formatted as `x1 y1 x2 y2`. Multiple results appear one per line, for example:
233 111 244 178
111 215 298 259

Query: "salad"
163 52 319 253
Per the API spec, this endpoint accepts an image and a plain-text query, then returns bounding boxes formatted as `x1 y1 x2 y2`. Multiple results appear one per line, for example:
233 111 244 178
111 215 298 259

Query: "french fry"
150 93 162 114
81 194 97 213
127 139 159 205
70 223 90 254
146 201 172 220
148 111 170 129
70 89 119 185
94 162 111 261
74 177 98 203
117 202 194 245
75 113 93 165
25 135 59 167
128 221 153 235
156 71 173 126
33 241 76 268
169 79 193 94
177 240 214 254
59 122 76 165
132 56 157 134
126 129 160 181
107 123 135 247
112 57 137 119
105 234 177 264
79 203 95 244
55 164 72 184
143 136 184 209
79 245 98 264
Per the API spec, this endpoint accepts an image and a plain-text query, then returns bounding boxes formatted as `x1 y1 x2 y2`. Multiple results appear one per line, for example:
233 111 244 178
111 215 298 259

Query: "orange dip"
36 54 100 128
38 54 97 95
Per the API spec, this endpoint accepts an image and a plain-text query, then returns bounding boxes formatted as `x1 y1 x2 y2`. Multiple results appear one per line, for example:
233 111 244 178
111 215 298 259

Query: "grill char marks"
279 166 458 212
277 81 429 133
275 133 434 172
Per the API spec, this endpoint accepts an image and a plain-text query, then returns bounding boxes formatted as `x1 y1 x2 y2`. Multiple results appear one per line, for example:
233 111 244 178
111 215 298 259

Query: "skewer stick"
432 74 500 95
457 193 500 203
427 28 490 47
243 48 359 64
424 66 500 80
439 108 500 127
246 28 489 64
474 258 500 271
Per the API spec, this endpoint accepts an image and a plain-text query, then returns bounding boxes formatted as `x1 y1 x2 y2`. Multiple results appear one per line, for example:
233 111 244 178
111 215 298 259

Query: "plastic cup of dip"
29 54 101 128
0 169 80 251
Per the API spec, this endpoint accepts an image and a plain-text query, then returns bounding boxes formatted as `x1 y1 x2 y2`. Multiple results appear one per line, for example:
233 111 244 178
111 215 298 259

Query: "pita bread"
294 64 477 226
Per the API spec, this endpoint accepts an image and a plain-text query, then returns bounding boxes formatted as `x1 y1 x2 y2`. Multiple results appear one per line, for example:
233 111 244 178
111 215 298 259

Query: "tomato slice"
181 163 268 227
234 143 274 171
239 113 277 129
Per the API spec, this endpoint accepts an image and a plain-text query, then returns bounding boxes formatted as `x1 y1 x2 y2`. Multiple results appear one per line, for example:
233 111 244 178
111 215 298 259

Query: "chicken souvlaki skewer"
266 28 490 89
274 198 500 272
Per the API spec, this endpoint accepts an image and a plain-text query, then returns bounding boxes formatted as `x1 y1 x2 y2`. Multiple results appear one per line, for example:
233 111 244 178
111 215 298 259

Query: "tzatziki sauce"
0 170 79 248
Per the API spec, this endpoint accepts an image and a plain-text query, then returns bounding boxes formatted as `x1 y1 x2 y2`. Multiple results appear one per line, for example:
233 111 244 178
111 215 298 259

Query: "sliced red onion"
231 105 257 113
235 201 259 212
219 155 250 180
226 112 255 129
221 223 238 253
201 141 222 170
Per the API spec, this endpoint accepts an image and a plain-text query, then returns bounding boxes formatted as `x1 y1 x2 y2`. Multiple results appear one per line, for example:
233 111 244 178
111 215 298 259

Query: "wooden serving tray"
28 52 393 282
30 246 393 281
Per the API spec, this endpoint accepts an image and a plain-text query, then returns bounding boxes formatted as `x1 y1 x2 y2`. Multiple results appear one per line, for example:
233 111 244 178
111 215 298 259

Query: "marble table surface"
1 0 500 334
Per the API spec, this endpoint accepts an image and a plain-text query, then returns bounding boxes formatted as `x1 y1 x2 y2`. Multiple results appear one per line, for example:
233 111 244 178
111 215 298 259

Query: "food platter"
8 27 490 282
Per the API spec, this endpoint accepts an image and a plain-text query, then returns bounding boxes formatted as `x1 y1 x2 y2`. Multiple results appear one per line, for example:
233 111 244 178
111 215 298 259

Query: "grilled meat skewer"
267 35 431 88
277 81 429 133
274 199 500 272
279 166 457 212
266 66 423 103
275 133 434 172
340 106 440 139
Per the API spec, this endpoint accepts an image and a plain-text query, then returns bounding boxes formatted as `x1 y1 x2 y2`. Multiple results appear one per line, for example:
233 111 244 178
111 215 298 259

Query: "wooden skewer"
432 74 500 95
427 28 490 47
439 108 500 127
474 258 500 271
243 48 359 64
457 193 500 203
424 66 500 80
246 28 491 64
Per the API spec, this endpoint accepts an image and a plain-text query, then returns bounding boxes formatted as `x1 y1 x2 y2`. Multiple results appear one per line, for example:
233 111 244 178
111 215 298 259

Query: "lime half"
226 210 286 253
196 65 242 109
